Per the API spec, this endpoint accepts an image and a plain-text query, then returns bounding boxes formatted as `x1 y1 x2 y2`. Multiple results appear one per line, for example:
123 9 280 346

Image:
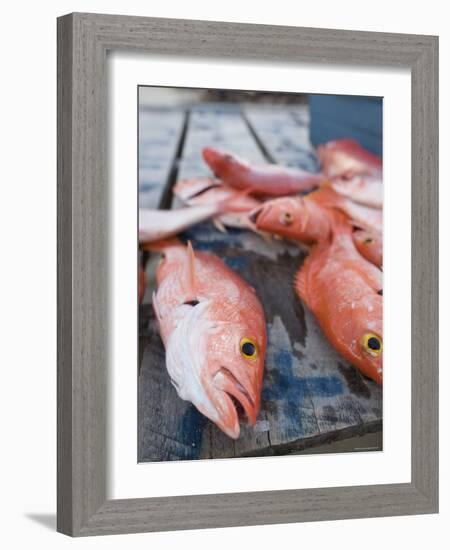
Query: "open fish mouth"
248 205 268 226
214 366 257 427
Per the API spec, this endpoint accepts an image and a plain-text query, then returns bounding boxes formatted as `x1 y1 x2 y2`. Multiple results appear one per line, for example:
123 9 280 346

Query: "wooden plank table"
138 103 382 462
138 107 186 208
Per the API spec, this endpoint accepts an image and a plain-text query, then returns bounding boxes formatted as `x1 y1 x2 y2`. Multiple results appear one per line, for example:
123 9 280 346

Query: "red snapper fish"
251 198 383 383
139 190 251 243
202 145 382 210
250 188 383 267
144 239 267 439
295 219 383 384
202 147 324 197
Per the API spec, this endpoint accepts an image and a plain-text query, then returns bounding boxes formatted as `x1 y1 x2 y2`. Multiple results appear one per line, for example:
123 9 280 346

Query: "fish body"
250 195 383 382
139 188 252 243
202 147 323 197
173 178 261 230
310 185 383 235
250 195 333 245
352 228 383 268
317 139 382 179
202 143 382 208
148 240 267 439
330 174 383 209
251 188 382 255
335 195 383 234
295 222 383 384
139 205 222 243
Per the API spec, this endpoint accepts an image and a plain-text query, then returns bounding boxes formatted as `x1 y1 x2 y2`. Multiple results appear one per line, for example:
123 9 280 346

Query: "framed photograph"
57 13 438 536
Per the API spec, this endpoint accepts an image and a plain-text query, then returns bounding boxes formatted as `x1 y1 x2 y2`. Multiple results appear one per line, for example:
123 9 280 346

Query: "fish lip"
248 205 267 226
214 366 257 424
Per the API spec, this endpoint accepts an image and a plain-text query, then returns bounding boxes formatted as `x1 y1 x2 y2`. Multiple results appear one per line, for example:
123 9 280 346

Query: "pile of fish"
140 139 383 439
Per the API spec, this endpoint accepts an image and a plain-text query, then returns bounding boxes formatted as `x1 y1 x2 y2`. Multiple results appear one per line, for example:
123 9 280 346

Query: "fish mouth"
214 366 257 428
248 204 268 226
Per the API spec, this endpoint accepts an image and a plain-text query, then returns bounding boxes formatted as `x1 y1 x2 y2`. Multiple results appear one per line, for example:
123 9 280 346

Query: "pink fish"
202 147 323 197
144 239 267 439
250 187 383 267
202 144 383 210
139 189 251 243
251 196 383 383
330 174 383 209
294 219 383 384
317 139 382 179
352 228 383 269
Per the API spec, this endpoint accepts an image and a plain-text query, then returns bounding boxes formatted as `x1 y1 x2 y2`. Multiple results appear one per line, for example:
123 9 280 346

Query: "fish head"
249 197 314 242
166 300 266 439
345 296 383 384
202 147 246 183
207 317 267 438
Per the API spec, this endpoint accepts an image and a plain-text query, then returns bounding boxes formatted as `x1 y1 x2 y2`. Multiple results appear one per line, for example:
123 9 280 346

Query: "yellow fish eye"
280 211 294 226
240 338 258 361
361 333 383 357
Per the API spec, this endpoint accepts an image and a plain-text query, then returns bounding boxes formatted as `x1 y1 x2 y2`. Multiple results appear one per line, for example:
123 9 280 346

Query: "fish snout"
213 367 258 428
248 204 270 227
202 147 222 170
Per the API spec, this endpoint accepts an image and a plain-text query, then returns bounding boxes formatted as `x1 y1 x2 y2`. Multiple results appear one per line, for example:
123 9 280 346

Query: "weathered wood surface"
176 103 266 183
244 105 319 172
138 107 185 208
138 103 382 462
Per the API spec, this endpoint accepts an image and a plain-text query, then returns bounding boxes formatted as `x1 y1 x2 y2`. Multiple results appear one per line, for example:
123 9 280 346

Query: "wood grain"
57 12 438 536
138 107 186 208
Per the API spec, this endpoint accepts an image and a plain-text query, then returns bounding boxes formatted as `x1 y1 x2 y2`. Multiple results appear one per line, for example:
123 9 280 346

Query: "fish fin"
213 217 228 233
186 240 197 297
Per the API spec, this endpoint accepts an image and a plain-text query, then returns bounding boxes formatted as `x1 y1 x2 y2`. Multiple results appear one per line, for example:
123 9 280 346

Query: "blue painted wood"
308 95 383 157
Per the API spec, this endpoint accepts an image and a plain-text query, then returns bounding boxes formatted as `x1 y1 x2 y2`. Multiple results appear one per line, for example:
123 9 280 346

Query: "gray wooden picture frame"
57 12 439 537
